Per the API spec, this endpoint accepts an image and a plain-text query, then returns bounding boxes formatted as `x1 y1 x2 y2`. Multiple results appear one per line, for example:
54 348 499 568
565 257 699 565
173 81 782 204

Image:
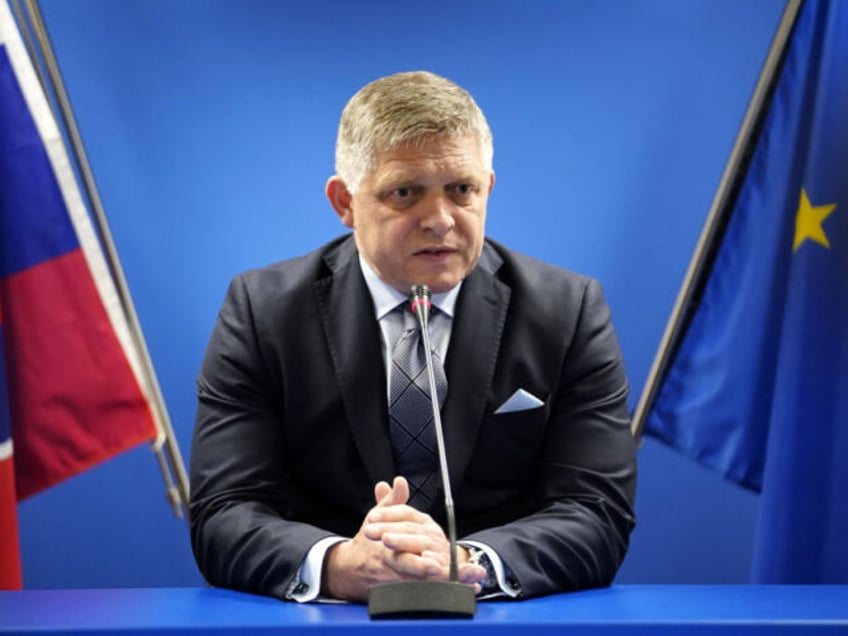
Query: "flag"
0 304 21 588
0 1 160 588
644 0 847 583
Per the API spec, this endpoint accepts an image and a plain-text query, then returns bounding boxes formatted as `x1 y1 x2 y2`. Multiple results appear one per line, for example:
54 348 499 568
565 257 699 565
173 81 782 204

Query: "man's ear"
326 176 354 228
488 171 496 194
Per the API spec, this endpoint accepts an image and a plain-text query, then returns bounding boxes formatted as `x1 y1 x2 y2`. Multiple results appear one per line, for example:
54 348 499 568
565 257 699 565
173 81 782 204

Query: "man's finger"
374 476 410 508
390 476 410 503
383 550 442 579
374 481 392 505
367 503 435 526
380 531 447 556
458 562 488 585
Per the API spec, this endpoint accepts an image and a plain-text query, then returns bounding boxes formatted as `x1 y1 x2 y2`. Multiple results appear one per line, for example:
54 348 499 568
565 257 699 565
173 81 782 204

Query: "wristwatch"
466 546 498 591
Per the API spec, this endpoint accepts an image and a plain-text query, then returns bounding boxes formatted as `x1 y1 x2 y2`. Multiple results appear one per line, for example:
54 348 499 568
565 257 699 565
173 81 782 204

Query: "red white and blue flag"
0 1 160 588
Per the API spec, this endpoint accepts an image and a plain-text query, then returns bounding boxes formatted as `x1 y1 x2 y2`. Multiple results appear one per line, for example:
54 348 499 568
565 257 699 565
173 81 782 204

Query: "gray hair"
334 71 494 193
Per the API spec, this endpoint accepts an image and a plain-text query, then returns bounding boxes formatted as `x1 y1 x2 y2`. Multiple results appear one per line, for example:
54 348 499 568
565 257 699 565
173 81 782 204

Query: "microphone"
367 284 477 619
408 285 461 584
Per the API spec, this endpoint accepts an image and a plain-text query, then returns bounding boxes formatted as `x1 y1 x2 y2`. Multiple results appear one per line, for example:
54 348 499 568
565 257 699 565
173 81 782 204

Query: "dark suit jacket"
189 234 636 600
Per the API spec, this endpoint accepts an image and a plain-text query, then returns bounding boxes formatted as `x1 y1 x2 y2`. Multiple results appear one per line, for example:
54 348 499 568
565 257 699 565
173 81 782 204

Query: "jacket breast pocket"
464 404 548 489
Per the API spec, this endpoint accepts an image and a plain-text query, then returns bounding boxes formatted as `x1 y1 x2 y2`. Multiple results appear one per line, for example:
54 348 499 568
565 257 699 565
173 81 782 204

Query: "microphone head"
409 284 432 322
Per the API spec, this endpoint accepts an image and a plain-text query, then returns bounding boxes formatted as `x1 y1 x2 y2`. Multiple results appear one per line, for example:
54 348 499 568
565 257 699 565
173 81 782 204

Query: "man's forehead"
371 135 486 177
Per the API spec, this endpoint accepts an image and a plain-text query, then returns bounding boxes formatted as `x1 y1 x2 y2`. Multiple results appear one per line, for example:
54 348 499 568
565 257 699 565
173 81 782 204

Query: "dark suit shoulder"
481 238 601 324
235 234 354 292
227 234 356 316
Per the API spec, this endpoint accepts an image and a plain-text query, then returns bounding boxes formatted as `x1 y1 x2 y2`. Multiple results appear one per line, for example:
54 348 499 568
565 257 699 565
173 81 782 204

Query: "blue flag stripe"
0 44 78 277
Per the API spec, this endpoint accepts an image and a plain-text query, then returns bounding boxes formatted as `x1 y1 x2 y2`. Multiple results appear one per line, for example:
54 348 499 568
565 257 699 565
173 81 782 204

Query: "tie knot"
402 306 418 331
397 300 430 338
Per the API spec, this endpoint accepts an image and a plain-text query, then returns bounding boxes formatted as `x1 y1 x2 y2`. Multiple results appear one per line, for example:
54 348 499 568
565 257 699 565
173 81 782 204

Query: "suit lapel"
443 244 510 492
313 238 396 485
312 238 510 498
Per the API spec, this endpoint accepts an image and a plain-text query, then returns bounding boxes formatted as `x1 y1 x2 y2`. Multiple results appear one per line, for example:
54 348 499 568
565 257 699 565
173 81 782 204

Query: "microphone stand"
367 285 477 619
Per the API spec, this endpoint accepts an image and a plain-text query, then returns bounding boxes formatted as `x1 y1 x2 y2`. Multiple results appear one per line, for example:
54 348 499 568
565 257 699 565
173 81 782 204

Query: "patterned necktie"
388 307 448 510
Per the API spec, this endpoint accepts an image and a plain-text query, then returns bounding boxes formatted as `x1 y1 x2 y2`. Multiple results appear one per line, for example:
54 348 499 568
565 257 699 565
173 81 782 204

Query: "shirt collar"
358 253 461 320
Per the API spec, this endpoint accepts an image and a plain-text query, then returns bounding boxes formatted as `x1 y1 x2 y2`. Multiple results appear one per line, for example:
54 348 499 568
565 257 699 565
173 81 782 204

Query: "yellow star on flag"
793 188 836 252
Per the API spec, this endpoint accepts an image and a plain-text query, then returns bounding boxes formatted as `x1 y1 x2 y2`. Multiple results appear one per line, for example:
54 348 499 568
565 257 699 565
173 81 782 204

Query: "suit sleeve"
189 274 334 599
463 278 637 597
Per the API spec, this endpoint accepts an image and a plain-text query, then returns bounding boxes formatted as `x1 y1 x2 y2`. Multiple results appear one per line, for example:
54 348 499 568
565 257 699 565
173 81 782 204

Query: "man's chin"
406 274 463 295
427 282 461 294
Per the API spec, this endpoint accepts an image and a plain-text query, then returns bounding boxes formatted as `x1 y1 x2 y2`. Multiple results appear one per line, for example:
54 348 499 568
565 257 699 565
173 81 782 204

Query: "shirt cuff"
461 540 522 599
286 536 347 603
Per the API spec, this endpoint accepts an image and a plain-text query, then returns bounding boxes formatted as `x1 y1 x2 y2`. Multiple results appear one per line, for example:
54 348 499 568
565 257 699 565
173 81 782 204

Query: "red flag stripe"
0 450 22 589
4 250 157 498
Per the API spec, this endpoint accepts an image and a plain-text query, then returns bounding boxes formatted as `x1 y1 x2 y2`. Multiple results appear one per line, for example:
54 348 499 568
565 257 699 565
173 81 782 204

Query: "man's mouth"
415 247 454 255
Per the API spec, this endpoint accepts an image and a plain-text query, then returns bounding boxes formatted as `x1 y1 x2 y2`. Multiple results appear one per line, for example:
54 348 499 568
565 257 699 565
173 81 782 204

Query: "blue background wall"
16 0 783 588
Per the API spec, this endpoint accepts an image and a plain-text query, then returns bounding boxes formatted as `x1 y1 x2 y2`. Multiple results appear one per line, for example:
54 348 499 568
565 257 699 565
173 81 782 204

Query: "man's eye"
451 183 476 197
380 186 419 208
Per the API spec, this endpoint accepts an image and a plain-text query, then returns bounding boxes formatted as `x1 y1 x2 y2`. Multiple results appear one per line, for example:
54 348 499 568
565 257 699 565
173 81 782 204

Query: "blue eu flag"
645 0 847 583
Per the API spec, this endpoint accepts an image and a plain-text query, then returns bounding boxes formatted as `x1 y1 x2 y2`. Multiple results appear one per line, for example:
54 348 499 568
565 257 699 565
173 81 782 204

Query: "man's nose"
419 194 455 235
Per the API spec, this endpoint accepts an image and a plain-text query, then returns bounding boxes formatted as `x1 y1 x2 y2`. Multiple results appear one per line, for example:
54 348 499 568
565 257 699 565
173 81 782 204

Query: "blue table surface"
1 585 847 633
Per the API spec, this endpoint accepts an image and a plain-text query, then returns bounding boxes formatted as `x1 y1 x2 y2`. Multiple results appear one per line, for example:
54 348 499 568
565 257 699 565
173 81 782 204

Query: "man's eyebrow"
378 172 417 185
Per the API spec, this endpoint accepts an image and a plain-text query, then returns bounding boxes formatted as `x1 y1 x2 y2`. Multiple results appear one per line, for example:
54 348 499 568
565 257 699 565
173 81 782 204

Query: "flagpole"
630 0 805 439
20 0 190 517
8 0 44 94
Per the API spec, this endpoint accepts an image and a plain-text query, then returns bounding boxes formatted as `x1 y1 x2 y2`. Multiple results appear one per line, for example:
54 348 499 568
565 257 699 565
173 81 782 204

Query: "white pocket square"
494 389 544 414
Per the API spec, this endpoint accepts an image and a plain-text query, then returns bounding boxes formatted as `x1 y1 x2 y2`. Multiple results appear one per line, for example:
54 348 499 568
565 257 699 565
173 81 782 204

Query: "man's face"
328 134 494 294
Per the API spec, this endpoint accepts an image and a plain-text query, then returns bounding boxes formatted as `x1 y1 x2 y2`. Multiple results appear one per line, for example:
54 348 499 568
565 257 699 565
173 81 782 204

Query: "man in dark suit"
190 71 636 603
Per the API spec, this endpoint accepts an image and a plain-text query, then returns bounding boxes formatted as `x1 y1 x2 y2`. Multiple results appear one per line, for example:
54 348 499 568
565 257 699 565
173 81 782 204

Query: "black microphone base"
367 581 476 619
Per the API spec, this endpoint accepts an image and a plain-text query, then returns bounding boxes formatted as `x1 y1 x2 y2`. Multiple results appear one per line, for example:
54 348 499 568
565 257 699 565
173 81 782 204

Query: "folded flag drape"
0 0 159 589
